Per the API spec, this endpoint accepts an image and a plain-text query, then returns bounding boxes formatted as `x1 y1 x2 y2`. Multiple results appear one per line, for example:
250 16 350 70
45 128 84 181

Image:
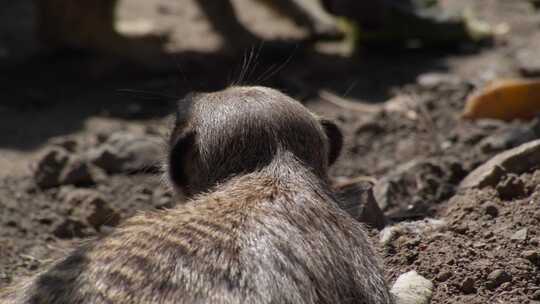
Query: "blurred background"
0 0 510 158
2 1 540 303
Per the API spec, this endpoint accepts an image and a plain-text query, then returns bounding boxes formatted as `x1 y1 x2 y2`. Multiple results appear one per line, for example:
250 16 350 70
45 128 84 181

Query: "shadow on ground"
0 42 468 151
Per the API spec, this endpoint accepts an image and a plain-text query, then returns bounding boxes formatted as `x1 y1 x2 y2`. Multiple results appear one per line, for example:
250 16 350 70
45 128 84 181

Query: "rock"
59 158 95 186
99 225 116 235
33 147 105 188
373 160 421 211
511 228 528 241
473 242 486 248
64 190 121 230
460 277 476 294
34 147 70 188
391 270 433 304
96 132 110 144
483 202 499 218
88 132 163 174
49 136 79 152
517 47 540 77
153 188 175 209
535 210 540 221
85 199 120 231
496 174 526 200
435 271 452 282
452 225 468 235
53 219 89 239
475 119 508 130
373 159 454 211
88 147 124 173
417 72 462 88
334 181 387 229
373 181 395 212
522 250 540 265
380 218 447 245
0 271 9 285
459 139 540 189
479 126 538 154
532 290 540 300
355 120 384 134
486 270 512 290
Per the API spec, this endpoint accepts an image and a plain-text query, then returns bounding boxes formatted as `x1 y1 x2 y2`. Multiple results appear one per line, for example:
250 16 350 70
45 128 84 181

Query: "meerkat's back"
0 86 394 304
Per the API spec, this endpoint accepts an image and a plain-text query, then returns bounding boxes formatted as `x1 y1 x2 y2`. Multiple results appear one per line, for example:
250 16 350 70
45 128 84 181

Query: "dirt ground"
1 0 540 303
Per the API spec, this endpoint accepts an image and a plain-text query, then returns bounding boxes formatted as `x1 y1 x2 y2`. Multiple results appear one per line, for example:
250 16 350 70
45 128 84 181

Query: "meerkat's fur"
1 86 395 304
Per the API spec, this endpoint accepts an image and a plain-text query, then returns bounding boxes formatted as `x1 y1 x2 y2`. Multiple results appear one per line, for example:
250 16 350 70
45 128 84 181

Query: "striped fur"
1 86 394 304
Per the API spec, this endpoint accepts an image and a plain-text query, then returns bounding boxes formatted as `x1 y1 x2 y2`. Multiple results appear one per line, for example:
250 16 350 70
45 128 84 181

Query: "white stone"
391 271 433 304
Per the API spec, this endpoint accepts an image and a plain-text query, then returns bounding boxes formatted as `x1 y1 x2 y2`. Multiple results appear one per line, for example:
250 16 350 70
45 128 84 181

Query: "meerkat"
0 86 395 304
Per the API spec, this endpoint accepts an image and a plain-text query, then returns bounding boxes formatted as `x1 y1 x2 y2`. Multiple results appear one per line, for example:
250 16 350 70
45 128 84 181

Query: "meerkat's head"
168 86 342 196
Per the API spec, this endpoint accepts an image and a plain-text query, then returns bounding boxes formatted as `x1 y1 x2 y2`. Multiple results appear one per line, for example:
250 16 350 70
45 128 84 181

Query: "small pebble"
50 136 79 152
391 271 433 304
532 290 540 300
486 269 512 290
436 271 452 282
511 228 529 241
34 147 70 188
461 277 476 294
53 219 89 239
483 202 499 218
453 225 468 234
417 72 461 88
496 174 526 200
60 159 96 186
64 190 121 231
87 132 163 174
522 250 540 265
473 242 486 248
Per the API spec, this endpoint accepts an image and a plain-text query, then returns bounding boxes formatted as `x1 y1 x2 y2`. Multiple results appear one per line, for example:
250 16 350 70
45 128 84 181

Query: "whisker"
343 80 359 99
235 47 251 86
245 42 264 85
255 44 298 84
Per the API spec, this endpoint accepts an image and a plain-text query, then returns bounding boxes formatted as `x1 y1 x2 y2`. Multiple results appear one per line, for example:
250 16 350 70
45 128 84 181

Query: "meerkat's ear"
168 131 196 192
320 119 343 165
